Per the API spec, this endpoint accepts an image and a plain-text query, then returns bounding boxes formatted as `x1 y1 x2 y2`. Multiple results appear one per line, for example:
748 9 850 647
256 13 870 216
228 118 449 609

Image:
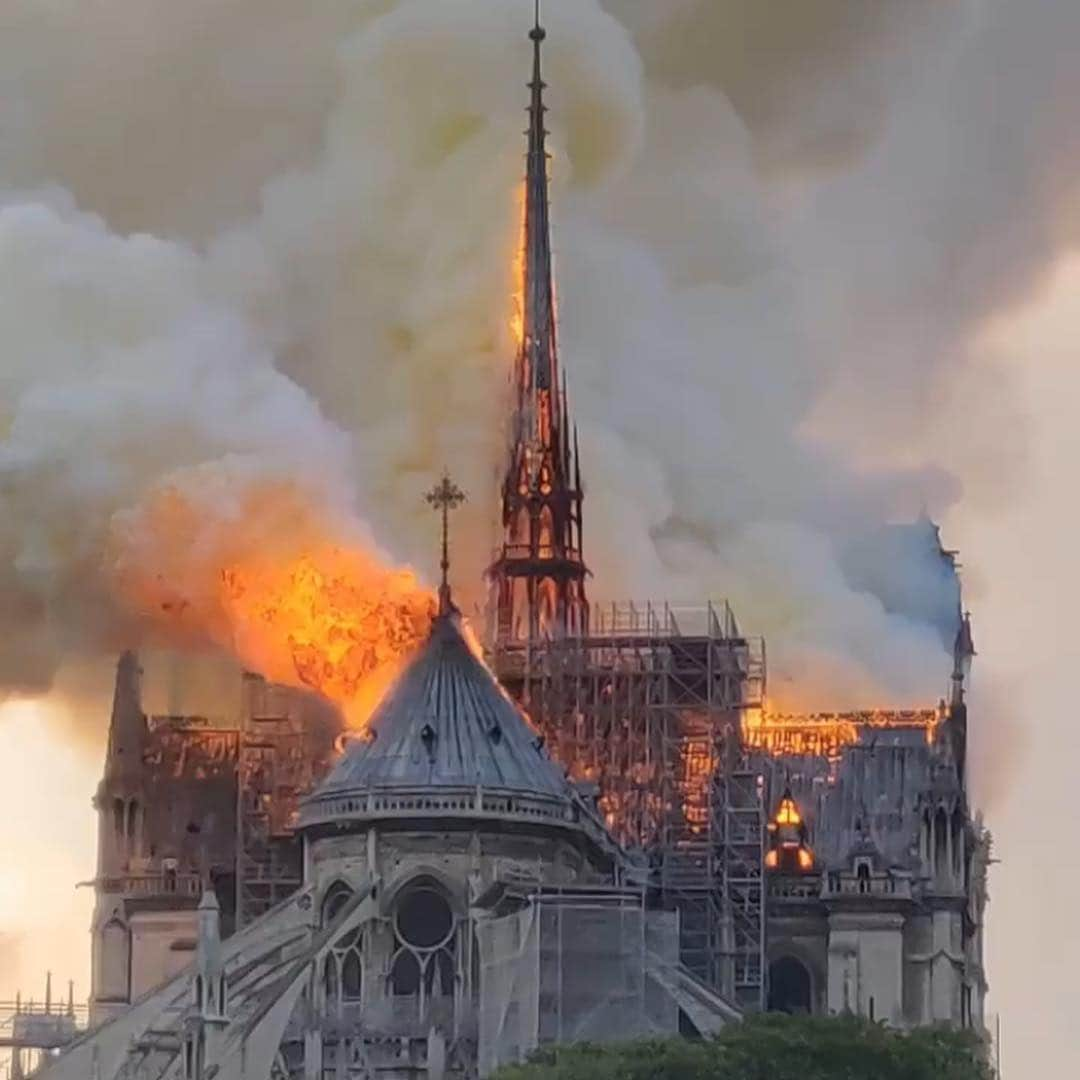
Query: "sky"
0 0 1078 1073
948 256 1080 1075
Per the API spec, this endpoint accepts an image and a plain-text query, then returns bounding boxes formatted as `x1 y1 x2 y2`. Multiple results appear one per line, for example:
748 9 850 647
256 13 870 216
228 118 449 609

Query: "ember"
743 706 944 760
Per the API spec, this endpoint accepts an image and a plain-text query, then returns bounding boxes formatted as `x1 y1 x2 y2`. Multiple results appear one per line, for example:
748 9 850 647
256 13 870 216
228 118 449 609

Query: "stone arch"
321 880 355 926
383 866 461 917
768 955 813 1015
98 918 130 1002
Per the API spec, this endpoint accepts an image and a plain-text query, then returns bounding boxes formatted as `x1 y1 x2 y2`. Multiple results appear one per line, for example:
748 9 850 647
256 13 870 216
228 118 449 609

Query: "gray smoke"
0 0 1076 709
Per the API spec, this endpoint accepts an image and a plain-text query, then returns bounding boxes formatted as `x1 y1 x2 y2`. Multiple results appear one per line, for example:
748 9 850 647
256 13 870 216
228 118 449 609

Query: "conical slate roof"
299 614 604 844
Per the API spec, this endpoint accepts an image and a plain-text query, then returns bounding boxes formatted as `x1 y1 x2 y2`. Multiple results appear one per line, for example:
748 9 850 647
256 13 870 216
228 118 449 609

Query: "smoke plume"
0 0 1077 711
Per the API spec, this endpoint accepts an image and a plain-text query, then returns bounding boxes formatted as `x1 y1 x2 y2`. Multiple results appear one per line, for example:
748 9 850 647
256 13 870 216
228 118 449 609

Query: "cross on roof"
425 471 467 615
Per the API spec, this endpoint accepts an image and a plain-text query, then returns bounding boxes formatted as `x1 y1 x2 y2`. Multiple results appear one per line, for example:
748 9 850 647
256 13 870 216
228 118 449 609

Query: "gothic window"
934 808 949 877
538 507 555 558
113 799 125 845
512 507 530 547
538 578 557 638
390 950 422 996
388 882 458 1014
341 951 363 1001
322 882 364 1012
951 806 966 879
767 956 812 1015
127 800 139 855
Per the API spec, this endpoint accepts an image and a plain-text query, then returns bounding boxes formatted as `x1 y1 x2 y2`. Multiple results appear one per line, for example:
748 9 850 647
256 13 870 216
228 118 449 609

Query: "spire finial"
532 0 545 40
426 471 467 615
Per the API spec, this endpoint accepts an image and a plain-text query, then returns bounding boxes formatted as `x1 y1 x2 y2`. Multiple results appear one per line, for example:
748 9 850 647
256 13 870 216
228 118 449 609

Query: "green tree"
492 1015 994 1080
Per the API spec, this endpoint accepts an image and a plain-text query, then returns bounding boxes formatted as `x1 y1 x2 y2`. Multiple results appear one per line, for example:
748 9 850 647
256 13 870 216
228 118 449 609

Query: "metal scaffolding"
235 675 318 928
493 601 767 1010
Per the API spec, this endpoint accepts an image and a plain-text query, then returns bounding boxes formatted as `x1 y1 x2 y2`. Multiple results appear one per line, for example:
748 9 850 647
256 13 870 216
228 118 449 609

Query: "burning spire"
489 2 588 646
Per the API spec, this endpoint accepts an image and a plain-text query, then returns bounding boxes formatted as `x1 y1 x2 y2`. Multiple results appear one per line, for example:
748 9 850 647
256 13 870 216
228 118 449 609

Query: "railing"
0 1000 87 1051
99 871 202 898
823 874 912 900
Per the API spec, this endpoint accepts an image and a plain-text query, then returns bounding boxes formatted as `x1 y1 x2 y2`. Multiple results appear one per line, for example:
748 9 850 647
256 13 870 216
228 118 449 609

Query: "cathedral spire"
523 0 556 399
489 4 588 648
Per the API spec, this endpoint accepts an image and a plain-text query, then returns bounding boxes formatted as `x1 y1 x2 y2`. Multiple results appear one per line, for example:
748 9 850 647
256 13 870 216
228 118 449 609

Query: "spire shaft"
524 9 555 397
489 8 588 647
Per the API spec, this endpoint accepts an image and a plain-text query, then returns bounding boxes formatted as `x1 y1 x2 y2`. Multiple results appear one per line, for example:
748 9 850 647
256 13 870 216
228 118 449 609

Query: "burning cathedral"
28 11 988 1080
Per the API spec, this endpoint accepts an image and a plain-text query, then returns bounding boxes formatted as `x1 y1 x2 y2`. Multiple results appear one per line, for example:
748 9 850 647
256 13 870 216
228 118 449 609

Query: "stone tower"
89 651 148 1019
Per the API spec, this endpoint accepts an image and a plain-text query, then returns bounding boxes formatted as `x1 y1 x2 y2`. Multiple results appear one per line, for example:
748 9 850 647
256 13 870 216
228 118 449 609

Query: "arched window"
127 800 139 854
538 578 557 639
390 950 422 996
767 956 812 1015
388 882 458 1013
934 808 950 877
112 799 125 845
951 806 966 878
99 919 129 1002
341 952 363 1001
321 881 364 1012
424 949 455 999
538 507 555 559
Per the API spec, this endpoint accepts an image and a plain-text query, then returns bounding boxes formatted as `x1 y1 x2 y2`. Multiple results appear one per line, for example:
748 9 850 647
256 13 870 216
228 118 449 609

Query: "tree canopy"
492 1015 994 1080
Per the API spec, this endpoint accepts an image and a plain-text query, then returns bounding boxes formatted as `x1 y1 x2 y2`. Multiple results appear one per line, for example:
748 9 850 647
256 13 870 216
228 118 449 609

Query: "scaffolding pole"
493 601 766 1007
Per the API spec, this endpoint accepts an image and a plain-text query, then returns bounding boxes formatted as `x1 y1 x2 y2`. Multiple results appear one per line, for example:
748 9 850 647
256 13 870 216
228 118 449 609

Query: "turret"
95 651 148 877
104 650 147 784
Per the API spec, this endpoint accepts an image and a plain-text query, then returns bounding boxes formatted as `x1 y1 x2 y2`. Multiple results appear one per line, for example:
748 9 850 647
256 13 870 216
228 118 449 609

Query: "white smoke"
0 0 1077 709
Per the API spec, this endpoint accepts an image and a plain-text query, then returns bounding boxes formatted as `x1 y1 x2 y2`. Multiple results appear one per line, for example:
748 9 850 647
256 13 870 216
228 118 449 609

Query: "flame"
222 547 435 730
510 181 525 348
743 705 944 759
110 477 436 733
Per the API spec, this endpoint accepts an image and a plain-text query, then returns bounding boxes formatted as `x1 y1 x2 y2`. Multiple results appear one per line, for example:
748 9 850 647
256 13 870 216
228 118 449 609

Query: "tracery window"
321 882 364 1011
388 883 457 1010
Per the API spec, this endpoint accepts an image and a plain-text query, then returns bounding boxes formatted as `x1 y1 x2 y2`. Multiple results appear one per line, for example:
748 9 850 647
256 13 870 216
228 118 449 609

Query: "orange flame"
510 181 526 348
743 705 944 760
110 478 436 733
222 547 435 730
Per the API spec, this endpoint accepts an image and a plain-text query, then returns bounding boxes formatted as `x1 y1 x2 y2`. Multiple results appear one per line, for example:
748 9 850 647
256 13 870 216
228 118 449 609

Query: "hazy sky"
947 256 1080 1076
0 1 1077 1074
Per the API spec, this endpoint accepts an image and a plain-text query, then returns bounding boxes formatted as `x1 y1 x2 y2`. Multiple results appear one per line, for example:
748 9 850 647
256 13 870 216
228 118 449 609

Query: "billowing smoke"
0 0 1077 711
